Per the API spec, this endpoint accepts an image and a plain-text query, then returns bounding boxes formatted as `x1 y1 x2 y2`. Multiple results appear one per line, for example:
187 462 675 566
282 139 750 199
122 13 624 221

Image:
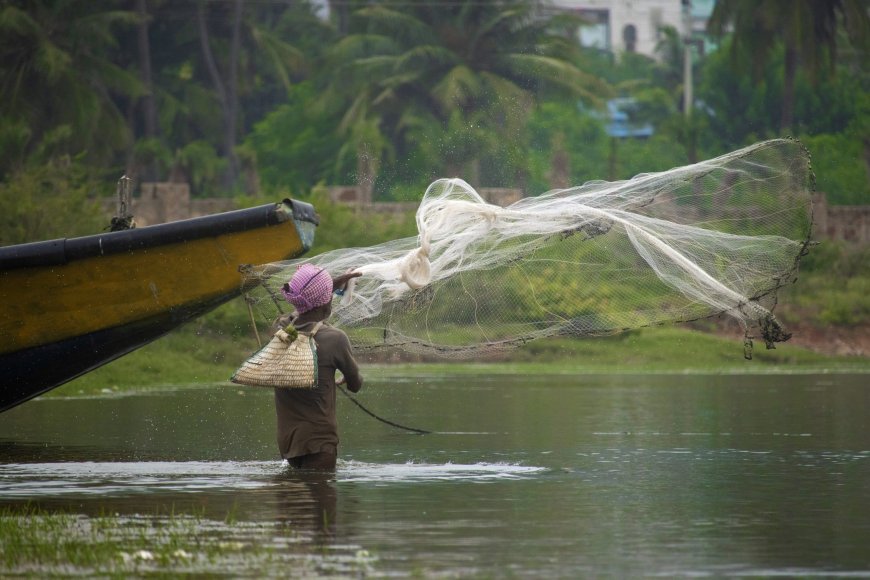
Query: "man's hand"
332 270 362 293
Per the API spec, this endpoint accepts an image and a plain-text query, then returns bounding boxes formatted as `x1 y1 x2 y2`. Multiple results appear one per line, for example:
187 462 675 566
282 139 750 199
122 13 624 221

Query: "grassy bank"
52 312 868 398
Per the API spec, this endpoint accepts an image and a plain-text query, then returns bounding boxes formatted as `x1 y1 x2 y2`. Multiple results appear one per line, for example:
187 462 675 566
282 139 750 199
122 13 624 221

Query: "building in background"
547 0 715 60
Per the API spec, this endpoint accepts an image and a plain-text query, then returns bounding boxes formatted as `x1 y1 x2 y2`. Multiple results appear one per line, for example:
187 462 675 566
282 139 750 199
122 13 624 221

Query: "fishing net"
243 139 813 358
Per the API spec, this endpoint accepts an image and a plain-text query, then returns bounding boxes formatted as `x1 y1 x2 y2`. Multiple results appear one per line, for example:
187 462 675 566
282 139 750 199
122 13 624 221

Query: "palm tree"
708 0 869 133
196 0 243 190
193 0 309 191
325 0 609 190
121 0 315 192
0 0 143 174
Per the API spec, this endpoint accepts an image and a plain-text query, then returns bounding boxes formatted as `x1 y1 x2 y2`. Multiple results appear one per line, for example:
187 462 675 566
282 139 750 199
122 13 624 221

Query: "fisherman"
273 264 363 470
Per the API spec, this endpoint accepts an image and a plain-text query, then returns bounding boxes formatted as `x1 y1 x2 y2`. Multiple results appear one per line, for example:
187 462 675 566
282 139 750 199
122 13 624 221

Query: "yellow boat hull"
0 199 317 411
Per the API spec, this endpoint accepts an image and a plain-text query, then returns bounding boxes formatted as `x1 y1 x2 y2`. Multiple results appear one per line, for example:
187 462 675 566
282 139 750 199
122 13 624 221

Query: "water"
1 373 869 577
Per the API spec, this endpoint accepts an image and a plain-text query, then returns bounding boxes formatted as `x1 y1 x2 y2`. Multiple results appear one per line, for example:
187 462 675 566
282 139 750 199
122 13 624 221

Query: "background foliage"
0 0 866 223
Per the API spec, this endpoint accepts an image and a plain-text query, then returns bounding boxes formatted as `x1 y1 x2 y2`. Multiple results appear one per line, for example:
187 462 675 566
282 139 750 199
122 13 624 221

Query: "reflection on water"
0 460 279 497
1 373 869 577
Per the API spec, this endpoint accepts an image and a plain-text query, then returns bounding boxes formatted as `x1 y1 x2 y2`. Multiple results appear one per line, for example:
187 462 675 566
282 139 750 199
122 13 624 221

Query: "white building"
547 0 715 60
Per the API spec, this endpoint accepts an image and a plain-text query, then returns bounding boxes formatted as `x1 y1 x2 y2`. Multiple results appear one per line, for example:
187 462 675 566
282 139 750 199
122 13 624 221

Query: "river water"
1 373 868 577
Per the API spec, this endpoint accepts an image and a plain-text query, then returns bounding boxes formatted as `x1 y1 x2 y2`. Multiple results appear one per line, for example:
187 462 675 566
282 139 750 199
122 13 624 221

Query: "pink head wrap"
281 264 333 313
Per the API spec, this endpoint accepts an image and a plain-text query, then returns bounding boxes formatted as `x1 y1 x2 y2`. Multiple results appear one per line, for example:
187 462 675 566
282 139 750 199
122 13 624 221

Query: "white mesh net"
244 139 813 358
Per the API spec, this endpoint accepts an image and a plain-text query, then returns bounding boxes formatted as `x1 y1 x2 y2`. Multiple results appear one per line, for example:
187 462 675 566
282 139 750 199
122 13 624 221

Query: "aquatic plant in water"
0 506 377 576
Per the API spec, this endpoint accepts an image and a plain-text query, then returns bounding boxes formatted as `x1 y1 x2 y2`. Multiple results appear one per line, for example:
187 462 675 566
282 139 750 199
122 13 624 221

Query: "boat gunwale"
0 198 317 271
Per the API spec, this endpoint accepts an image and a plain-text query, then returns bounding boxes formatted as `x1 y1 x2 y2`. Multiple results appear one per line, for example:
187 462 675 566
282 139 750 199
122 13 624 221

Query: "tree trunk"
864 135 870 186
124 97 137 181
329 0 349 36
686 115 698 164
225 0 242 189
196 0 241 190
547 132 570 189
780 43 797 133
356 144 378 204
137 0 158 139
608 137 618 181
469 158 480 188
136 0 159 181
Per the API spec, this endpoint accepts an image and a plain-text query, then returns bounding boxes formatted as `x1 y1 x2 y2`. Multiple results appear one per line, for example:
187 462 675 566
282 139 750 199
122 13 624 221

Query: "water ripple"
0 460 546 497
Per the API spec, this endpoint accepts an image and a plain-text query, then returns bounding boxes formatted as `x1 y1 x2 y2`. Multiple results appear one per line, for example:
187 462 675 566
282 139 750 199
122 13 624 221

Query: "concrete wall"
103 182 235 227
813 193 870 245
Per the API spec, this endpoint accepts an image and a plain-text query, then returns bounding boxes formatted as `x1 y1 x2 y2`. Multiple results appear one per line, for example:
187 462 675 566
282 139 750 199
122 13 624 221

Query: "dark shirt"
272 315 363 460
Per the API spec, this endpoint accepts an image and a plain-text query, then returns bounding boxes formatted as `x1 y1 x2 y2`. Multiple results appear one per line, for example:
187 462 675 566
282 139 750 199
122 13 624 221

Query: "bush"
245 82 351 194
801 133 870 205
780 242 870 327
0 160 108 246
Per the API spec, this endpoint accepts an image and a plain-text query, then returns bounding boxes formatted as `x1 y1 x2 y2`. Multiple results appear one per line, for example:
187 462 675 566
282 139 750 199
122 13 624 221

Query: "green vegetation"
1 506 203 573
708 0 868 133
0 0 867 216
373 330 869 376
779 242 870 327
801 132 870 205
0 505 377 577
0 161 108 246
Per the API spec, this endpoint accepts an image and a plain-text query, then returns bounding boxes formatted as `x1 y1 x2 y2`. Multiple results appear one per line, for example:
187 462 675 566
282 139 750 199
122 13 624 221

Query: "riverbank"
50 320 868 399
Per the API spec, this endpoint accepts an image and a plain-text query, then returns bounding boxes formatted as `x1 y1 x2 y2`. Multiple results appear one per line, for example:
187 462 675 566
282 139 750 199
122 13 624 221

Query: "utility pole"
682 0 693 117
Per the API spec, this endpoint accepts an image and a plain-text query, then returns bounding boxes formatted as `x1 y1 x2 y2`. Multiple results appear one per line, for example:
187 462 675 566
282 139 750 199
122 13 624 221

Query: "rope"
240 287 430 434
244 293 262 348
337 381 431 435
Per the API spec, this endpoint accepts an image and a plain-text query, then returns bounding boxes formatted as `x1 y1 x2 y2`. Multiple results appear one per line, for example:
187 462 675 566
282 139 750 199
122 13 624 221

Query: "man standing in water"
273 264 363 470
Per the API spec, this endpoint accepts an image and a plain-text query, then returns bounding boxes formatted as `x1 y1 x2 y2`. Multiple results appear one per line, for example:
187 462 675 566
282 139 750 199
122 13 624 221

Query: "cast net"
243 139 813 358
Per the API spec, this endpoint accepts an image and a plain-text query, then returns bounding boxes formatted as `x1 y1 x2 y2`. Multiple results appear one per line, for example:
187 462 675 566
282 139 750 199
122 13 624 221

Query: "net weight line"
337 379 431 435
